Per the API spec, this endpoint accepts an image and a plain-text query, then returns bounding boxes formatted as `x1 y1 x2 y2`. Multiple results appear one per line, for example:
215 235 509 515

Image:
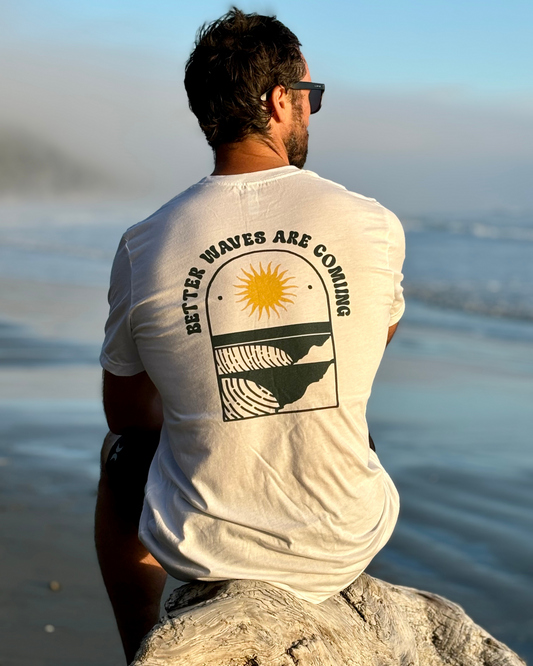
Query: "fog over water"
1 40 533 215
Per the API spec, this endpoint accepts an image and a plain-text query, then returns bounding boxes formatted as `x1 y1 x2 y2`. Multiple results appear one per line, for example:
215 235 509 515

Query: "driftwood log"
132 574 525 666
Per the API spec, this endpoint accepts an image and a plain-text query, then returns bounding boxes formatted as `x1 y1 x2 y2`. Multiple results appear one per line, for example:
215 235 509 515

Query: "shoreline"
0 276 531 664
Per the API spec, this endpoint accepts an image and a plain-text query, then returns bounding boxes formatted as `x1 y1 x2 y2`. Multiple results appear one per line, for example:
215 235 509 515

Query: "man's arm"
103 369 163 434
369 323 399 453
97 370 165 663
387 322 399 347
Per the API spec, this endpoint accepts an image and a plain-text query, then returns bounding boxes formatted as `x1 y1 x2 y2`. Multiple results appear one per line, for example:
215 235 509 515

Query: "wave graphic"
212 322 337 420
220 378 279 419
215 344 293 374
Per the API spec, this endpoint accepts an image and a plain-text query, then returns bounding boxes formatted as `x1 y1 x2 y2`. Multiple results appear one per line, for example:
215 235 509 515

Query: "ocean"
0 198 531 664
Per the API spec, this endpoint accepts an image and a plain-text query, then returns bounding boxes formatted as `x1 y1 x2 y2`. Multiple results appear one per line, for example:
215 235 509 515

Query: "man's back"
101 165 404 603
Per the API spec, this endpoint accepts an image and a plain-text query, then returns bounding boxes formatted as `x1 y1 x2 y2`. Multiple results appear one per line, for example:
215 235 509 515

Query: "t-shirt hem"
100 352 145 377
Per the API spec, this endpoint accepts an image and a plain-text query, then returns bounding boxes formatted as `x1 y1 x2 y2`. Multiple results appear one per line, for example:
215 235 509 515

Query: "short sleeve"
99 236 145 376
386 211 406 325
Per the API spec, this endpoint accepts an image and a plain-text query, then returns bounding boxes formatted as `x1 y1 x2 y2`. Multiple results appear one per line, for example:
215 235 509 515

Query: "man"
96 8 405 663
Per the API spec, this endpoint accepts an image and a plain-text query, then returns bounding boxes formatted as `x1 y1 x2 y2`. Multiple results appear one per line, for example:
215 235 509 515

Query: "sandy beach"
0 274 188 666
0 217 531 664
368 316 533 660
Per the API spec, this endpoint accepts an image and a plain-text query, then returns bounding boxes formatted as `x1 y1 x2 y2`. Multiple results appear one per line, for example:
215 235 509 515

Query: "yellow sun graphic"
235 262 298 320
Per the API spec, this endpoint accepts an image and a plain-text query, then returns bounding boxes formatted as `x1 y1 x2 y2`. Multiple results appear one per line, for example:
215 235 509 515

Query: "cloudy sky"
1 0 532 214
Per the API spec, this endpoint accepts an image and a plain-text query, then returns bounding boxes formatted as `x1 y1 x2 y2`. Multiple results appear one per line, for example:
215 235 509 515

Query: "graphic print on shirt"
206 250 338 421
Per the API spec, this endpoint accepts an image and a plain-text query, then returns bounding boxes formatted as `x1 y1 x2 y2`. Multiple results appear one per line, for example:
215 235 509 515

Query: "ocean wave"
405 282 533 321
403 215 533 242
0 235 115 261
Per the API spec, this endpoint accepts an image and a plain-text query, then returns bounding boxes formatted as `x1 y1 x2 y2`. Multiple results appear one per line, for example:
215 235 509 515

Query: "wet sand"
0 400 122 666
0 387 183 666
0 277 531 665
0 280 180 666
368 321 533 662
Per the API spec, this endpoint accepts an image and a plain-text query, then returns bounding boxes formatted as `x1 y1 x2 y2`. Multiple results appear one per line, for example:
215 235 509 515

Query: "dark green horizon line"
212 321 331 348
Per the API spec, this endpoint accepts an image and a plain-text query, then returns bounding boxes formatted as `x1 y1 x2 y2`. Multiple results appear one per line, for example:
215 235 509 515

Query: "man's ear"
269 84 291 124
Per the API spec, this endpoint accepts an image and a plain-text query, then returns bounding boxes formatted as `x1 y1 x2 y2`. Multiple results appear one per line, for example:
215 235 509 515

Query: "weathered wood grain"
132 574 525 666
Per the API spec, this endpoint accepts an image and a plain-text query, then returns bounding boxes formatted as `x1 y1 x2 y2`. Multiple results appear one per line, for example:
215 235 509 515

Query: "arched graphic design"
206 250 338 422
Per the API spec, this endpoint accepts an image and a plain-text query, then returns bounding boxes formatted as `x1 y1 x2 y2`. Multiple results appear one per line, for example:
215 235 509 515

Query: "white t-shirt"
100 166 405 603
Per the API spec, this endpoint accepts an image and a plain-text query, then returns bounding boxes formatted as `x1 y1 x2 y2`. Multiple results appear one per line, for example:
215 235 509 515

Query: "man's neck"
212 136 290 176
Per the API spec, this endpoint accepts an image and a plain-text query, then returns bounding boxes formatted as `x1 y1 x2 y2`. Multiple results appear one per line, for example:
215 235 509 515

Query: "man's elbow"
386 322 399 347
104 403 163 435
103 370 163 435
104 412 128 436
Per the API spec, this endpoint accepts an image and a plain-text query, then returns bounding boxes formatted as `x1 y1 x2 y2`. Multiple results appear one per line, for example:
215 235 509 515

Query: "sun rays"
234 262 298 319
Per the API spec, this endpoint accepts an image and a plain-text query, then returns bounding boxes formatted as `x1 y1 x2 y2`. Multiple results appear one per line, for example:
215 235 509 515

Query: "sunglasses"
260 81 325 115
290 82 325 114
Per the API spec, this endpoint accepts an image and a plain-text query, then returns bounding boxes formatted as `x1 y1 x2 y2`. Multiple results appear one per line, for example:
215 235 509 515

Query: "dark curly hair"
184 8 306 149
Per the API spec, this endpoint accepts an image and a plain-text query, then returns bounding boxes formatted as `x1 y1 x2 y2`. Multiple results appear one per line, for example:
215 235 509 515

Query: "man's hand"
103 370 163 435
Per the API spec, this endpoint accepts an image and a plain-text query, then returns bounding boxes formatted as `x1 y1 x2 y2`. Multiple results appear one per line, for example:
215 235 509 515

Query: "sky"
1 0 532 214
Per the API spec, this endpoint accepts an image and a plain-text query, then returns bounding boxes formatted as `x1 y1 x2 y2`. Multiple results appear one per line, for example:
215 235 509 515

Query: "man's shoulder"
297 169 396 216
298 169 372 199
122 181 208 240
122 169 400 243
